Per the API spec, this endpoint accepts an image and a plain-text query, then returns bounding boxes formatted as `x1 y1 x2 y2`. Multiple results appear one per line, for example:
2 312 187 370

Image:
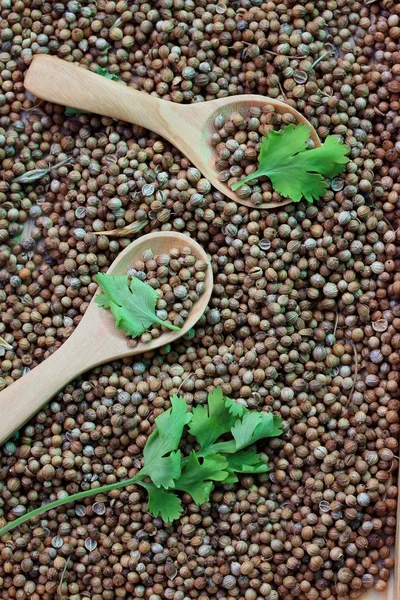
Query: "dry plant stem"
311 51 332 69
94 220 149 237
176 372 193 393
278 81 287 99
57 556 71 599
13 157 71 184
346 341 358 408
383 216 395 230
333 311 339 336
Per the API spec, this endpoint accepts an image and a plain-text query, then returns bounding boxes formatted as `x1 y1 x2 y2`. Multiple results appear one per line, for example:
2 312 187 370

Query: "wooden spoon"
0 232 212 445
24 55 321 210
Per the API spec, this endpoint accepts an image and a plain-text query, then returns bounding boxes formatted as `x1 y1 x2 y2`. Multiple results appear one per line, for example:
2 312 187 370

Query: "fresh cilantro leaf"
140 395 192 488
298 135 350 177
231 411 283 451
224 397 247 418
221 474 239 484
174 452 229 504
201 411 282 457
140 482 183 523
95 273 180 339
147 395 192 455
272 415 283 435
66 68 119 115
142 450 181 489
222 448 271 483
189 388 237 450
231 123 349 203
202 440 236 456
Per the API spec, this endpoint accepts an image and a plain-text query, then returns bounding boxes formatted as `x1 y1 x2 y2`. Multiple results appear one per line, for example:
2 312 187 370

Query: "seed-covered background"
0 0 399 599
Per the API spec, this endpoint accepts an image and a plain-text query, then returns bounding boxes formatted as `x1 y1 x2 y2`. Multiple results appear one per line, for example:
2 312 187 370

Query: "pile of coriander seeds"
0 1 400 599
127 246 208 343
212 106 299 203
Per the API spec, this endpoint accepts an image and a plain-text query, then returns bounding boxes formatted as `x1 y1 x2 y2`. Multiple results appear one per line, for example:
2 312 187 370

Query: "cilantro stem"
0 474 143 537
231 169 261 191
311 51 331 69
153 316 181 332
198 440 236 457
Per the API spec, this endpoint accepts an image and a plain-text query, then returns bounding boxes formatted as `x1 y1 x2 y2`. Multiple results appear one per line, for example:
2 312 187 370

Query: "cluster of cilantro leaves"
0 388 283 536
134 387 283 522
231 123 349 203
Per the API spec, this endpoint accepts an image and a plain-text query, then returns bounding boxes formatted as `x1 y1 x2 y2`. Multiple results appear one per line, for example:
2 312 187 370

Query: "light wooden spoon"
0 232 212 445
24 55 321 210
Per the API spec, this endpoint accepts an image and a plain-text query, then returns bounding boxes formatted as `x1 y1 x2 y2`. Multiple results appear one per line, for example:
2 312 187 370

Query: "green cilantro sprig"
232 123 349 202
0 388 283 533
94 273 180 338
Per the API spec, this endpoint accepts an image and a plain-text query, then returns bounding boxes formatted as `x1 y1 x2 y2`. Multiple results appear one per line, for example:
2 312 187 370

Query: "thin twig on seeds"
333 311 339 336
57 556 71 599
176 372 193 393
346 342 358 407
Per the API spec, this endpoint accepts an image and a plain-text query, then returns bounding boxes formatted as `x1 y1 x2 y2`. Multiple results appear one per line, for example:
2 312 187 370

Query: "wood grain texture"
0 232 213 445
24 55 321 210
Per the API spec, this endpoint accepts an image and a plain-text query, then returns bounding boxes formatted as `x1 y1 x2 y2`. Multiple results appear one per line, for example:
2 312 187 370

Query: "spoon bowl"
196 96 321 209
25 55 321 210
0 232 213 445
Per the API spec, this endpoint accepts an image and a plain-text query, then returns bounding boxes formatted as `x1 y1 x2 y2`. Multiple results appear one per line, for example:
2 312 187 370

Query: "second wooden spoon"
24 55 321 210
0 232 213 445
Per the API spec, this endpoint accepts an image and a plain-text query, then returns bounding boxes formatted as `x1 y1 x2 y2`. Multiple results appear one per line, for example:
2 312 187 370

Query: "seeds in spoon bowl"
212 106 299 204
95 246 207 346
213 106 348 204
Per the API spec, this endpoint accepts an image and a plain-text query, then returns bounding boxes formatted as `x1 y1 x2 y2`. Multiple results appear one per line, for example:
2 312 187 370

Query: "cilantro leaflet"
232 123 349 202
189 387 238 450
222 448 271 483
95 273 180 339
231 411 283 450
140 395 191 488
139 483 183 523
173 451 229 504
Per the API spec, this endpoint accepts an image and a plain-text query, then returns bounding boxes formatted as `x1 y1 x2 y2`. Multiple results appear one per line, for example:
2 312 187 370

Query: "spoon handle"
24 55 175 139
0 325 106 445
